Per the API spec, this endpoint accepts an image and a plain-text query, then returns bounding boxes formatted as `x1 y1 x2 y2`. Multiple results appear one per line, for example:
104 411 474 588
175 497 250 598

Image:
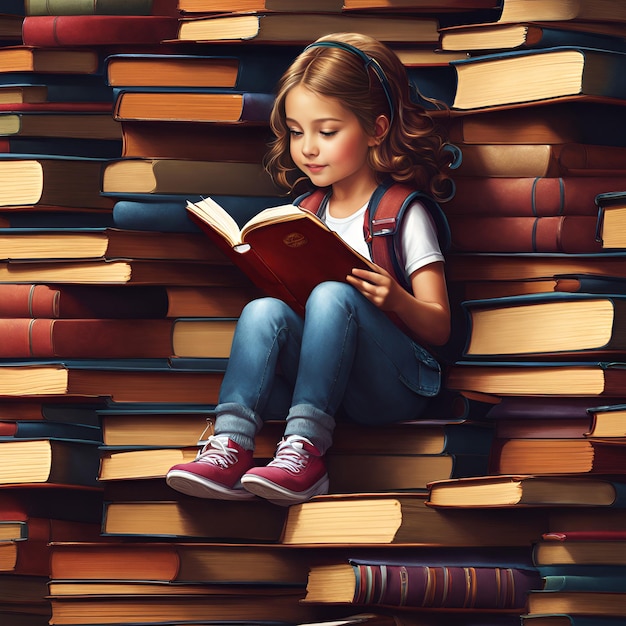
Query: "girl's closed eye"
320 130 338 137
289 129 303 137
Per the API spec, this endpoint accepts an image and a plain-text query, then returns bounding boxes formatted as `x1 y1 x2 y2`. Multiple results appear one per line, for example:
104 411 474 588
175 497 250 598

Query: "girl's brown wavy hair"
264 32 454 202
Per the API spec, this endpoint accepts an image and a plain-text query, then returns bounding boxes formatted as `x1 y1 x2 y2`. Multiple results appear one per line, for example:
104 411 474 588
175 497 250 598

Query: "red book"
0 317 236 359
445 176 626 216
304 560 541 609
448 215 602 253
22 15 180 47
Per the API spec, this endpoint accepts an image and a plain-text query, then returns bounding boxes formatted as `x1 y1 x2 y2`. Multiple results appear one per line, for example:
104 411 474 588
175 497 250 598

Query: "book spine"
448 215 602 253
21 15 179 46
445 176 626 217
352 563 541 609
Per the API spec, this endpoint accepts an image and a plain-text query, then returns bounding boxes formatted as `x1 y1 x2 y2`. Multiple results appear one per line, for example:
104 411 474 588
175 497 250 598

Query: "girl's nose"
301 135 318 156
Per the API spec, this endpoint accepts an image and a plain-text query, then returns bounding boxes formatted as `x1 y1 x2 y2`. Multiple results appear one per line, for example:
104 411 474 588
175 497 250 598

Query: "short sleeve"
399 200 445 279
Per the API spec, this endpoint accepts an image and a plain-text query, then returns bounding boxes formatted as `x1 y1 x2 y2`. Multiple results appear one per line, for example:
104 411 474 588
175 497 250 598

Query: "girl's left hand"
346 265 402 311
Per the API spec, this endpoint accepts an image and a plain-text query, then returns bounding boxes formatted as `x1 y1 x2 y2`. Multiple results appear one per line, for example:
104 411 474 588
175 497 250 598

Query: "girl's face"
285 84 378 194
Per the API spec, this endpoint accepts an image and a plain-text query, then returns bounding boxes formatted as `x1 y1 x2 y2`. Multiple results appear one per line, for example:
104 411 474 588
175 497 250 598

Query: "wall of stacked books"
0 1 625 625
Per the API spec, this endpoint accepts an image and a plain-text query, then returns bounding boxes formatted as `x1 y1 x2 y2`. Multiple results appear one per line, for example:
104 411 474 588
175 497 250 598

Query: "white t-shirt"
323 199 444 283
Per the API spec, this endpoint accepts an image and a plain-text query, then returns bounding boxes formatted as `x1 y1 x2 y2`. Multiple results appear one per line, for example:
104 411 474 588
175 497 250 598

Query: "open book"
186 196 376 315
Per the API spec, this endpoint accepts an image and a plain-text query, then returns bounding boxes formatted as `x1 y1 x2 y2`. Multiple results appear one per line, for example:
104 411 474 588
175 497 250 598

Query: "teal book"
0 420 101 442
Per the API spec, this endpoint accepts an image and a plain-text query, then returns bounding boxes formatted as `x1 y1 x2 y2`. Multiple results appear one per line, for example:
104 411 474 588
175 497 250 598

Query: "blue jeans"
214 281 441 454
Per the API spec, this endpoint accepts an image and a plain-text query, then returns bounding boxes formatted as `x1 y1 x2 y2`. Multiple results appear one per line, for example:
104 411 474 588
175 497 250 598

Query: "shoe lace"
268 436 312 474
195 435 239 468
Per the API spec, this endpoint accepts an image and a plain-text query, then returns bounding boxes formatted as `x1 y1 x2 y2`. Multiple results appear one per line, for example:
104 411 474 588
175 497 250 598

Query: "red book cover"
445 176 626 217
448 215 602 253
0 318 183 358
22 15 180 47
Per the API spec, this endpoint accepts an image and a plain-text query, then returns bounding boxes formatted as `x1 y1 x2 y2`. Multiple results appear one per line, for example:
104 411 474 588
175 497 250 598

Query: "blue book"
0 421 102 442
0 74 111 101
522 615 626 626
543 573 626 593
113 86 275 123
104 48 293 92
113 195 283 232
0 210 115 228
1 137 122 158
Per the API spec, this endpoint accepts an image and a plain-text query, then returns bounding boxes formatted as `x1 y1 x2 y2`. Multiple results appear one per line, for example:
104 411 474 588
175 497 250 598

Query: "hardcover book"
185 196 375 316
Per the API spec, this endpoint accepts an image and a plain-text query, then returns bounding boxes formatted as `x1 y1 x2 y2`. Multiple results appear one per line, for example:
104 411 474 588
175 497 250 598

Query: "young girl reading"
166 32 454 506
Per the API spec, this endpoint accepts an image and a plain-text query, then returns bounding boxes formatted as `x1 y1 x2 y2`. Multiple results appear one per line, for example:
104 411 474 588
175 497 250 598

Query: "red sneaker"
241 435 329 506
166 435 256 500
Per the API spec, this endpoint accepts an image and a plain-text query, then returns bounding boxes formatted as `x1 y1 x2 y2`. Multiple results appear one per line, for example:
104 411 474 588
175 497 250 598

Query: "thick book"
49 540 314 584
0 259 243 287
112 194 278 233
446 100 626 147
447 47 626 110
280 492 548 546
440 22 626 53
596 190 626 249
25 0 179 15
112 87 275 124
446 253 626 284
454 143 626 178
0 420 101 441
101 158 280 196
303 561 541 609
542 573 626 593
0 228 225 262
0 438 100 486
492 0 626 25
21 15 180 46
489 438 626 475
460 292 626 358
0 74 114 103
448 215 601 253
0 360 225 403
446 360 626 397
426 475 626 508
525 591 626 618
0 111 121 140
120 120 271 161
185 196 375 316
0 155 113 210
0 137 122 158
105 50 292 92
47 587 334 625
444 175 626 217
0 46 100 74
326 452 491 493
176 12 440 44
0 317 236 359
102 498 287 541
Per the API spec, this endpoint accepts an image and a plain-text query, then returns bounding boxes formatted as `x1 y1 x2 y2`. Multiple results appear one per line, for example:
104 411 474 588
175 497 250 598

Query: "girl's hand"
347 261 451 346
346 265 403 311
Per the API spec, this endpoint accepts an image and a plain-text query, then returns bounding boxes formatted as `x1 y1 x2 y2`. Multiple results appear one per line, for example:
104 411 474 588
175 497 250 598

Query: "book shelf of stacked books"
0 1 625 625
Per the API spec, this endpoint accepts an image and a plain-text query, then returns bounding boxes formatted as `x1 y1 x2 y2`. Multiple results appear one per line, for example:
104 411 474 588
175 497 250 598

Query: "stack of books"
3 0 626 625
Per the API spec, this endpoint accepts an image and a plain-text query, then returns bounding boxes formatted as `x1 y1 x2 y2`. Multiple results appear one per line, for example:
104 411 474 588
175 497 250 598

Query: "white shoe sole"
166 470 256 501
240 474 329 506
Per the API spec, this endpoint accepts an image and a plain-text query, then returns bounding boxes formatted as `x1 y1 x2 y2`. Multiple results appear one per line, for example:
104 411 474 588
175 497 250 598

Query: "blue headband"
304 40 395 124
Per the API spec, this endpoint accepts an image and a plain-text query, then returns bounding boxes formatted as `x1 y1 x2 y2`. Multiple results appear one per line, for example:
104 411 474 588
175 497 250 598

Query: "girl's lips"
305 164 325 173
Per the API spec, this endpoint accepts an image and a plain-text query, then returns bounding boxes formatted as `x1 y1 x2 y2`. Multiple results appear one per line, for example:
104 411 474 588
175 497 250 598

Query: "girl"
167 32 454 506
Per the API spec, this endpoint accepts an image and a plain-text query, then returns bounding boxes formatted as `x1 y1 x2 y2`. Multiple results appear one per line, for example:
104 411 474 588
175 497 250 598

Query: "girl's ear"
369 114 390 146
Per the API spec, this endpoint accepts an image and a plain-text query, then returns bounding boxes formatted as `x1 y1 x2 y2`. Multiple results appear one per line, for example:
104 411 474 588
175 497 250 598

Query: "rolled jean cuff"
213 402 263 451
285 404 335 455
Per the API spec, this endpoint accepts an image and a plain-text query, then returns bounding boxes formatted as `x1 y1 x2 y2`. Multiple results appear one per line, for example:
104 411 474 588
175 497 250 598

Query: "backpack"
295 180 451 294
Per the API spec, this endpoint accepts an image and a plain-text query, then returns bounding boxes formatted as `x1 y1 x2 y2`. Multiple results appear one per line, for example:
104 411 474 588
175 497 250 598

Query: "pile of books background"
0 1 625 625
